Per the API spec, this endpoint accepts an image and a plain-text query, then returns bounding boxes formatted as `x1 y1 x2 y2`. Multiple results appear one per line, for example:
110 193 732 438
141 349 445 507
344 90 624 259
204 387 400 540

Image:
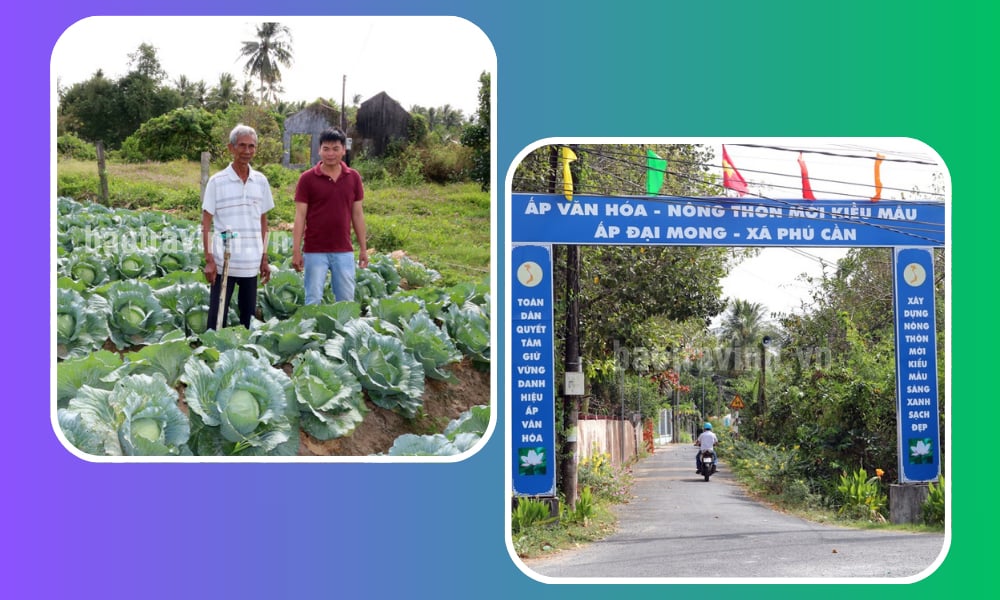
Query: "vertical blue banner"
893 248 941 483
511 244 556 497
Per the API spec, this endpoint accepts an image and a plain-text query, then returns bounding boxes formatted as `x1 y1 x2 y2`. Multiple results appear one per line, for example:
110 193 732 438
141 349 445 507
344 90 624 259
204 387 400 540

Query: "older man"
201 123 274 329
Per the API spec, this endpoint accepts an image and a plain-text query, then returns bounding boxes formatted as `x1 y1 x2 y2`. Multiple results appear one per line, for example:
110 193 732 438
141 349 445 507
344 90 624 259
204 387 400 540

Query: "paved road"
522 443 946 581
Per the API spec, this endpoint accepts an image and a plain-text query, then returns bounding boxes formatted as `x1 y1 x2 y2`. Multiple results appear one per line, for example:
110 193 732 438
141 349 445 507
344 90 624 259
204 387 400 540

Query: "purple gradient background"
3 0 991 598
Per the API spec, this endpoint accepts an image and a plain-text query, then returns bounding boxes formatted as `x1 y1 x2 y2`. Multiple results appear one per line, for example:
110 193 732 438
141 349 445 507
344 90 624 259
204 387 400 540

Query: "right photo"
505 138 948 583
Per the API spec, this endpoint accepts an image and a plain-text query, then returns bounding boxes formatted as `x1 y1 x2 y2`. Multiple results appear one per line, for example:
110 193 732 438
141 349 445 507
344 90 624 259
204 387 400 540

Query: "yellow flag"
561 146 577 201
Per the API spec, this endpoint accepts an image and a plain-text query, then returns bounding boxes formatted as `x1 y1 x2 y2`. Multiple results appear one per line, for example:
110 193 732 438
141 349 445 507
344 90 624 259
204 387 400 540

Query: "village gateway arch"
507 191 945 499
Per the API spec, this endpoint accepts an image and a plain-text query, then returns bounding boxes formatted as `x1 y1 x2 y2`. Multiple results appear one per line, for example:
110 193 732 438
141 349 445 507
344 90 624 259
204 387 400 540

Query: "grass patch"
56 159 490 285
513 502 620 560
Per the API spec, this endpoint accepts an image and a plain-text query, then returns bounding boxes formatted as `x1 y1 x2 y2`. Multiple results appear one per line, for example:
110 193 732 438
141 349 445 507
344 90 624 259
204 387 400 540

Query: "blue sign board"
893 248 941 482
511 244 556 497
511 194 944 247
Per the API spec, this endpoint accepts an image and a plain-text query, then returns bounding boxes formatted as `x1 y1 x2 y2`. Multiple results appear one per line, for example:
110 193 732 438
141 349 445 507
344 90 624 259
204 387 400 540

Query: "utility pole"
556 144 583 510
341 75 347 131
758 336 770 437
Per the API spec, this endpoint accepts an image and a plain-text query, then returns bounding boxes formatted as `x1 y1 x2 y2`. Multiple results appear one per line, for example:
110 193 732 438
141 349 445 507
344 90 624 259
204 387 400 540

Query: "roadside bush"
921 475 945 526
577 447 633 504
835 467 887 522
726 438 823 508
512 497 556 533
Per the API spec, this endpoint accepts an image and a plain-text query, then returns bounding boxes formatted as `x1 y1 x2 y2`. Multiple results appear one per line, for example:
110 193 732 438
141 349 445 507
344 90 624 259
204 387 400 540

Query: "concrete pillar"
889 483 930 524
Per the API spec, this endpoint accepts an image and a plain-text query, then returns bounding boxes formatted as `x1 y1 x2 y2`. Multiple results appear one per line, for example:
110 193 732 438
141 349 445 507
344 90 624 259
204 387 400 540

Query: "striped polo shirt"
202 163 275 277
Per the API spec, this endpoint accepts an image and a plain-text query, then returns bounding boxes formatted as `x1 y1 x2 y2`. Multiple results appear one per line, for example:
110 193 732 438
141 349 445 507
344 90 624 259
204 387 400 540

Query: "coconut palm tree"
239 22 294 105
718 299 771 374
208 73 239 110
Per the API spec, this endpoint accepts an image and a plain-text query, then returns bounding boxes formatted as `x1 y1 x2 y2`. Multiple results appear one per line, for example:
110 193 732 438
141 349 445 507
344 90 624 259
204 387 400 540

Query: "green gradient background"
497 0 993 593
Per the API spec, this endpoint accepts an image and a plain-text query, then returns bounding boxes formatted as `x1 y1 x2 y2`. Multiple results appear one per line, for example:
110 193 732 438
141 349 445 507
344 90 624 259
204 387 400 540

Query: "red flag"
722 145 748 196
797 152 816 200
870 153 885 202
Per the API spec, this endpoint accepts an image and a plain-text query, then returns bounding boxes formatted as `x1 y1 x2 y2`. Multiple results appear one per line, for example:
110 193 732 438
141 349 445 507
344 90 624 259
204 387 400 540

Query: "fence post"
96 141 109 205
200 152 211 201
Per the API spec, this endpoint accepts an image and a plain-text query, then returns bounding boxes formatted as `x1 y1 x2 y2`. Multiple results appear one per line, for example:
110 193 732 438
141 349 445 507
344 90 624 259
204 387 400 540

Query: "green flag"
646 149 666 195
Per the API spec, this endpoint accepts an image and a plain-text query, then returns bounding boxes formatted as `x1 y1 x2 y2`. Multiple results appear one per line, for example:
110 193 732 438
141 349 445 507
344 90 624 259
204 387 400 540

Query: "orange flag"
871 153 885 202
797 152 816 200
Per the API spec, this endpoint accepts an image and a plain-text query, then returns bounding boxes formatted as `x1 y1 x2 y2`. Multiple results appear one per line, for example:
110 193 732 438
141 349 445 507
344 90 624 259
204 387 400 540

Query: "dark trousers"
207 274 258 329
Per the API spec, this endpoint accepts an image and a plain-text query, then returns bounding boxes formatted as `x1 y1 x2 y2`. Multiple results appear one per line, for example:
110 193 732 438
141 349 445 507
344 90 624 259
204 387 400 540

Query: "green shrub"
512 497 556 533
119 107 218 162
257 163 300 189
835 467 887 522
421 144 473 184
57 133 98 161
577 447 633 504
921 475 945 526
562 485 596 524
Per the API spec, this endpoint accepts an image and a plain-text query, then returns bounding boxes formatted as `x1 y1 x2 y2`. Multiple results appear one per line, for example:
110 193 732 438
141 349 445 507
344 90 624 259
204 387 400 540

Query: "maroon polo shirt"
294 162 365 253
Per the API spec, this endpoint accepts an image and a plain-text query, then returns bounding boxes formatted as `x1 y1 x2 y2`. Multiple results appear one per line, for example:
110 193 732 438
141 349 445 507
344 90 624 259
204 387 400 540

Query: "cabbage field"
55 197 491 457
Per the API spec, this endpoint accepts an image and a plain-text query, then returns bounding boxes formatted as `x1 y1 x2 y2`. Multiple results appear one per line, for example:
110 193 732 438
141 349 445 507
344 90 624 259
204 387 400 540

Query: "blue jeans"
303 252 356 304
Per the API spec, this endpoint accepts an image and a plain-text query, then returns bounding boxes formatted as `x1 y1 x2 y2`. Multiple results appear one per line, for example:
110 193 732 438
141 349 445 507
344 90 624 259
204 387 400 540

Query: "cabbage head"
114 248 157 280
105 280 171 349
400 311 462 382
63 373 190 456
181 349 296 456
291 350 366 440
325 319 425 418
57 288 111 359
154 282 214 336
63 249 110 288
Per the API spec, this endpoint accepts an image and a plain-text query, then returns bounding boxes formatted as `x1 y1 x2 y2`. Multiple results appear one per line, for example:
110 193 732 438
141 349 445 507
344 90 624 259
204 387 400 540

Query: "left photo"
52 15 495 461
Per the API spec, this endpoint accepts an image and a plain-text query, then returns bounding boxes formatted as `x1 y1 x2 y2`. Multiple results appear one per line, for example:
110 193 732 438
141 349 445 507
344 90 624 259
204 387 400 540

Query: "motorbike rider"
694 422 719 474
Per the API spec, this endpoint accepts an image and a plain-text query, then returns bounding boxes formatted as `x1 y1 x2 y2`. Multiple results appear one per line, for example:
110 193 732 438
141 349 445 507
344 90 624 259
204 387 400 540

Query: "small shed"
355 91 411 157
282 101 341 168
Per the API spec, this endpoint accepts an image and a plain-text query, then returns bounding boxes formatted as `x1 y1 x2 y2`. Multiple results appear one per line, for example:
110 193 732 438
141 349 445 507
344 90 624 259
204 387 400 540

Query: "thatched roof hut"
356 92 411 157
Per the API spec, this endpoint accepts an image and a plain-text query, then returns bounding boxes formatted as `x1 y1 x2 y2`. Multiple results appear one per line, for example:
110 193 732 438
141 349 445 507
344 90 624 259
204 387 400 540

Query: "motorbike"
697 450 717 482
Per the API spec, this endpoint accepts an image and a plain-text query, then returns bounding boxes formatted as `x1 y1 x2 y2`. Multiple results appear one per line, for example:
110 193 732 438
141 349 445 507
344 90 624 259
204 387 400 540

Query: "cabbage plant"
388 405 489 456
63 373 190 456
154 281 216 335
57 288 111 359
396 255 440 288
442 303 490 369
181 349 296 456
104 280 171 349
367 253 402 294
291 350 366 440
399 311 462 382
259 269 305 319
368 296 424 329
63 249 110 288
291 302 361 338
250 317 325 365
113 247 158 280
56 350 122 408
325 319 425 418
